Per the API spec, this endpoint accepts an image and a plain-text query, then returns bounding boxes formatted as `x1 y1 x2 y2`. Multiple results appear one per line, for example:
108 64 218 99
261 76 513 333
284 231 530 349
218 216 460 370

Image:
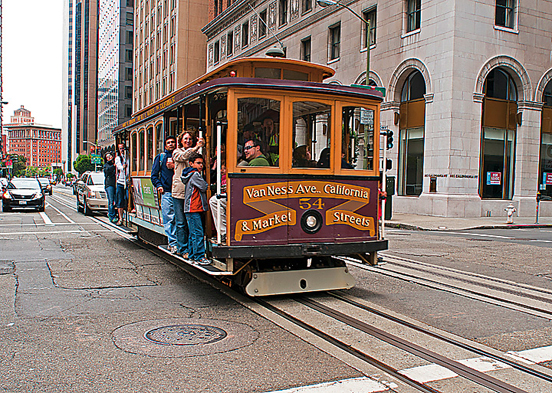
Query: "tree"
53 168 64 181
11 155 27 177
73 154 95 175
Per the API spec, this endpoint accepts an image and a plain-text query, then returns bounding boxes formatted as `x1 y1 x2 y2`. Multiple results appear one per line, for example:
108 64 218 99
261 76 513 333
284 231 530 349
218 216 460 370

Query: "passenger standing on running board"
151 136 177 253
115 143 129 225
172 130 205 257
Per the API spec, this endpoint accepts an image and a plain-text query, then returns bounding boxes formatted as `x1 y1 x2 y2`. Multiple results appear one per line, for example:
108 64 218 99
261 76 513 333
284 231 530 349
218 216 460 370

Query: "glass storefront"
480 68 518 199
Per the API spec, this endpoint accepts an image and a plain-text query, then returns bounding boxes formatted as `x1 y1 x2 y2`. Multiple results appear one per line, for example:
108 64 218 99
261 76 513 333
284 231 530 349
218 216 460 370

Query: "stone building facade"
202 0 552 217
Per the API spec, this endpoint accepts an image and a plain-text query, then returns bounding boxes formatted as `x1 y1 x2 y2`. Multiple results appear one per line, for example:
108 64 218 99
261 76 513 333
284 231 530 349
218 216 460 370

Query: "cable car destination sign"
234 180 375 241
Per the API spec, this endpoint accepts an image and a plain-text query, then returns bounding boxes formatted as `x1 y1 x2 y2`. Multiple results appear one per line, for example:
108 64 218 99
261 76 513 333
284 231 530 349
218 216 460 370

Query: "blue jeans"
161 192 177 247
185 212 205 261
105 185 117 221
173 197 189 255
116 184 127 208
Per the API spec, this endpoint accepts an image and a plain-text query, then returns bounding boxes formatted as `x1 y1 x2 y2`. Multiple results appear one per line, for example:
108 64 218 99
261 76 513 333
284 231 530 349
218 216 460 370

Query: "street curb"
385 222 552 231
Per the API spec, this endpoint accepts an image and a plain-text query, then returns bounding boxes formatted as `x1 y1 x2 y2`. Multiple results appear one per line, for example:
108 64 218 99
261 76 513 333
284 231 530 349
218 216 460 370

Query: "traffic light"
386 130 394 150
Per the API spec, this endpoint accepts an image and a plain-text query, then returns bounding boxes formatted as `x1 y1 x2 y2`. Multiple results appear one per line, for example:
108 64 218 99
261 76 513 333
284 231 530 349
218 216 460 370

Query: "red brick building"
5 106 62 168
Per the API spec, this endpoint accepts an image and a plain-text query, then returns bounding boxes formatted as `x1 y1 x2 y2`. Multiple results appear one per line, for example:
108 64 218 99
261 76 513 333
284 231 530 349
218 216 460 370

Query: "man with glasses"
151 136 177 253
244 139 270 166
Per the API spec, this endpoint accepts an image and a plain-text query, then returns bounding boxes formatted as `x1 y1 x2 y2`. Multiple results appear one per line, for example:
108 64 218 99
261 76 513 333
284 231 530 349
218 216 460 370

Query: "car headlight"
2 191 11 199
31 192 42 200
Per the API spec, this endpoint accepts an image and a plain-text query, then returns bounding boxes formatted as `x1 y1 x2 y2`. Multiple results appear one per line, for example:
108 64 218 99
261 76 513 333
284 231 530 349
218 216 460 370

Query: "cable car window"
342 106 374 170
255 67 281 79
155 123 163 157
131 132 138 172
282 69 309 81
292 101 331 168
237 97 280 166
147 126 154 170
138 129 145 172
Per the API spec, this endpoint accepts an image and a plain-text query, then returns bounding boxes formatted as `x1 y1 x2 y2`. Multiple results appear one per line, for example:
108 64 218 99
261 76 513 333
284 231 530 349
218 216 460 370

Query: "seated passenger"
261 117 279 165
244 139 270 166
317 148 330 168
341 151 354 169
293 145 316 168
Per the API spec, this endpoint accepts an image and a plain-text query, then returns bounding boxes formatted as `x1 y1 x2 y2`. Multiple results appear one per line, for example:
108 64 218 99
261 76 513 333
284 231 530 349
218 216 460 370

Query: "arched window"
480 68 518 199
539 81 552 197
398 71 425 196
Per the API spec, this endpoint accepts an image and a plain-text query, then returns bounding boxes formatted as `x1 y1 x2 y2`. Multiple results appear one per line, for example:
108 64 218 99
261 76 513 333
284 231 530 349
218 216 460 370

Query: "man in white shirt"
114 143 129 225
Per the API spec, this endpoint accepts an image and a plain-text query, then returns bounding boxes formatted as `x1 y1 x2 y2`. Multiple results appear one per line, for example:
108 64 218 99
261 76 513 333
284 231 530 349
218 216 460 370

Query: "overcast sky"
3 0 63 128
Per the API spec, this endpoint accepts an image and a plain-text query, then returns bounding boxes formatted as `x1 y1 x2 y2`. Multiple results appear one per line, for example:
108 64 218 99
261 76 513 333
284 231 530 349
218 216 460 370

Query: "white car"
75 171 108 215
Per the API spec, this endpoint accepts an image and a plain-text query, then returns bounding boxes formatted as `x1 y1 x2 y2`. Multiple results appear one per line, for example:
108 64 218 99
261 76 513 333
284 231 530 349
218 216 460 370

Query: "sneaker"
181 252 189 259
169 246 178 254
196 257 211 266
110 218 118 223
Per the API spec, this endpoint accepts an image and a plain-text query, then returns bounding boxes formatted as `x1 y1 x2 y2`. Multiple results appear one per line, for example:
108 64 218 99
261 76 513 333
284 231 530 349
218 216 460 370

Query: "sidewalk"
385 212 552 231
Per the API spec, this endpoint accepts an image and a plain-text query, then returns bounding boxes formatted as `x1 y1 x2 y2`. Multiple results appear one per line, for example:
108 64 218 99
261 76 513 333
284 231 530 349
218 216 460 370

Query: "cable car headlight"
300 210 323 234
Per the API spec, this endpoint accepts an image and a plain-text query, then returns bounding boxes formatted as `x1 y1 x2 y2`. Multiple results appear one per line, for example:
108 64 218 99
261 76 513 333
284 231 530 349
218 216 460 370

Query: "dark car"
38 177 53 195
2 178 45 212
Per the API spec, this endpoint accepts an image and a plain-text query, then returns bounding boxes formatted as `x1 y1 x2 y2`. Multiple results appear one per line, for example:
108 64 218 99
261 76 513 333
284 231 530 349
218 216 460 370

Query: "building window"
125 49 133 62
126 12 134 26
398 71 426 196
302 0 311 14
125 86 132 99
242 21 249 47
495 0 515 29
301 37 311 62
214 41 220 64
362 8 376 49
480 68 518 200
259 9 267 38
227 31 233 56
539 81 552 197
329 23 340 61
406 0 420 32
126 67 133 81
279 0 288 26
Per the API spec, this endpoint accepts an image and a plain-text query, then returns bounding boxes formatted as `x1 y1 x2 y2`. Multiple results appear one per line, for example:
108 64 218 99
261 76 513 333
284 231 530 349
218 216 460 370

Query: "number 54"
299 198 325 210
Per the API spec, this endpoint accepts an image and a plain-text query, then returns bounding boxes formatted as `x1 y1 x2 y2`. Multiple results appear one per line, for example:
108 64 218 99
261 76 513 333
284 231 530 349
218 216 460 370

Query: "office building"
202 0 552 217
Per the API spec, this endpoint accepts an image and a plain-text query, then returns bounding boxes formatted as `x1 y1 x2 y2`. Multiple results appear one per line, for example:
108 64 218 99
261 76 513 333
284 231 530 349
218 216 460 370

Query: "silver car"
75 172 107 215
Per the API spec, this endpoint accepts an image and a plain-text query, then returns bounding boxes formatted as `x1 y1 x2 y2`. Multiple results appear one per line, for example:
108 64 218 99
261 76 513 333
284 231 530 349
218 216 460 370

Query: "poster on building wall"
543 172 552 185
486 172 501 185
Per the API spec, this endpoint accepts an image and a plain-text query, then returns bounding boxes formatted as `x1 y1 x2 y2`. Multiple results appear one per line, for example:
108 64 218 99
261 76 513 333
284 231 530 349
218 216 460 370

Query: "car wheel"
77 196 83 213
83 198 92 216
38 203 45 212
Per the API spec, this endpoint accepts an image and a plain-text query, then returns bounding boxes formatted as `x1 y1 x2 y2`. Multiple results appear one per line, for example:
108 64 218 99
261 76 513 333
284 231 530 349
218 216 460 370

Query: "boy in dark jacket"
181 152 209 265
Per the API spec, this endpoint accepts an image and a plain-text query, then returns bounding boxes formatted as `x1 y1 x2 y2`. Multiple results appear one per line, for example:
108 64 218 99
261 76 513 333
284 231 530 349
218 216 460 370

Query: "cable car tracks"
256 293 552 392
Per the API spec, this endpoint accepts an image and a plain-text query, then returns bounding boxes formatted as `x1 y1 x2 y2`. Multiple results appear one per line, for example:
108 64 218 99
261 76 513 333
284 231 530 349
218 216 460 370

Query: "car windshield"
8 179 41 190
38 178 51 185
89 173 105 185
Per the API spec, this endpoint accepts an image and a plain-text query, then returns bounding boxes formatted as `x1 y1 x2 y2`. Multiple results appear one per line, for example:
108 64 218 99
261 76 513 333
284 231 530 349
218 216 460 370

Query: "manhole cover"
112 318 258 357
145 324 227 345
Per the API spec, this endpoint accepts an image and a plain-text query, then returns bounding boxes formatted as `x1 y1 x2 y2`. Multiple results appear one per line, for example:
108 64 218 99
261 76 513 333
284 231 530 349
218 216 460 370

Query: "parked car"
38 177 53 195
2 178 45 212
72 176 82 195
75 171 107 215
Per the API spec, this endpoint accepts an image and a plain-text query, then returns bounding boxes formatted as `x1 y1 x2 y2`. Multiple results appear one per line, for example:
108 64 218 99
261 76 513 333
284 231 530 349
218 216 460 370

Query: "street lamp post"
316 0 370 85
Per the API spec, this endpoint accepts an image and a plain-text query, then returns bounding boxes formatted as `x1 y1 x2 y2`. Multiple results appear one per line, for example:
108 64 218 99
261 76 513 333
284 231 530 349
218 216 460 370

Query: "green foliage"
73 155 96 175
66 173 75 180
11 155 27 177
53 168 64 180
